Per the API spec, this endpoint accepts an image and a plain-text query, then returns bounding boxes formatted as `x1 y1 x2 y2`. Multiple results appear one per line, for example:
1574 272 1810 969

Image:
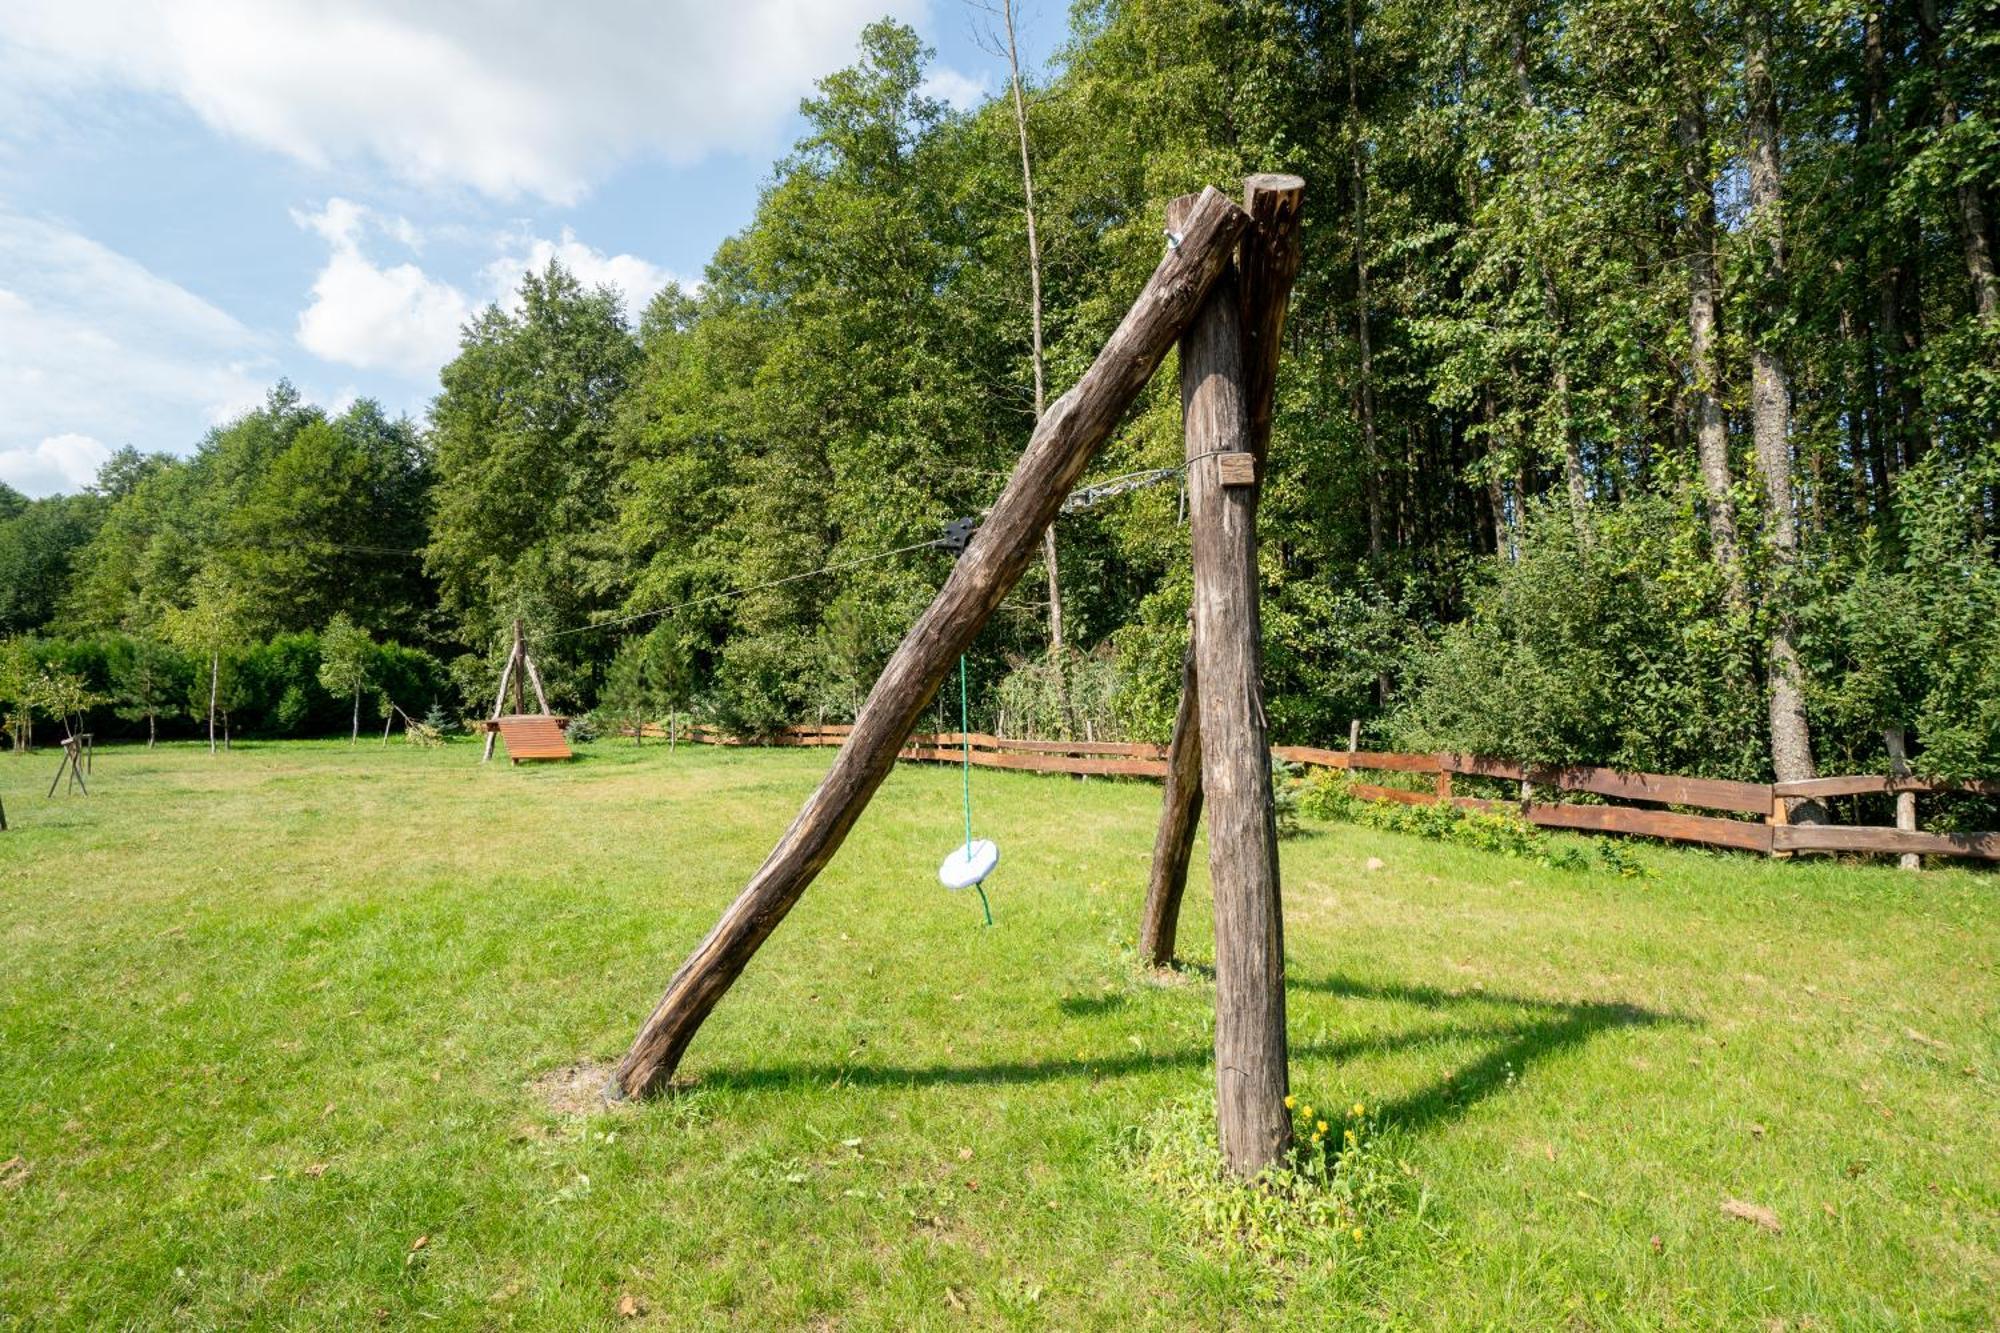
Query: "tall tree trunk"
1348 0 1384 564
1746 11 1825 821
351 685 361 745
208 651 219 755
1678 99 1746 607
1511 23 1587 529
991 0 1065 660
1916 0 1999 318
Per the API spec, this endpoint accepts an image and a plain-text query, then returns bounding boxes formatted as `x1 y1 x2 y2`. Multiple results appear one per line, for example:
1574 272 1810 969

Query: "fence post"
1348 719 1359 753
1767 788 1790 858
1884 727 1920 871
1435 758 1452 804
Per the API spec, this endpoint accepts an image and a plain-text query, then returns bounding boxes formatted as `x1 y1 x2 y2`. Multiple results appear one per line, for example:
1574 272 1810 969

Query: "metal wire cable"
532 536 952 642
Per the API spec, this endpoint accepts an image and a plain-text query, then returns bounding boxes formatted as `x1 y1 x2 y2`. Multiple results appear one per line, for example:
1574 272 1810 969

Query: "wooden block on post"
1216 452 1257 487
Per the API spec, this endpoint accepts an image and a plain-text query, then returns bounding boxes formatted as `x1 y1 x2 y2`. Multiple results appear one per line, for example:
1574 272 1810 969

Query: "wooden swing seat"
484 714 572 763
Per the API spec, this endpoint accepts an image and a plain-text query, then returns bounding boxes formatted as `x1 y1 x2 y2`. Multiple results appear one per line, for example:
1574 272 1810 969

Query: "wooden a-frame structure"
481 619 570 764
611 177 1305 1177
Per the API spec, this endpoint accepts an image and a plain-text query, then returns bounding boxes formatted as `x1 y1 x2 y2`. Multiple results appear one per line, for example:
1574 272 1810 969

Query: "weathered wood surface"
1142 175 1305 976
1181 191 1290 1177
480 716 569 732
1771 773 2000 798
1772 825 2000 860
1140 645 1203 968
1270 744 1354 768
1441 753 1527 781
1453 798 1776 853
899 747 1168 779
481 642 516 763
1348 750 1444 774
1540 766 1771 815
494 715 572 763
926 733 1168 759
1441 754 1770 813
612 187 1253 1100
672 725 1999 863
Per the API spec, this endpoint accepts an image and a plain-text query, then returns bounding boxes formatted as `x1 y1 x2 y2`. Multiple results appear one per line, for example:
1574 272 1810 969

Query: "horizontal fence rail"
630 722 1999 865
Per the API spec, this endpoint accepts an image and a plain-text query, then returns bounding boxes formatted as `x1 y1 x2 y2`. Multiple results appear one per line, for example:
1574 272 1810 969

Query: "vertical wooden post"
1348 719 1360 752
1138 176 1305 971
1768 787 1791 858
1435 764 1453 804
612 188 1253 1100
1182 181 1297 1178
1885 727 1920 871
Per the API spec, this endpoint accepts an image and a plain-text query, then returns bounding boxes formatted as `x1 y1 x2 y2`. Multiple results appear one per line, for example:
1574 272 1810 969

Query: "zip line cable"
528 457 1196 645
531 537 953 643
254 454 1201 649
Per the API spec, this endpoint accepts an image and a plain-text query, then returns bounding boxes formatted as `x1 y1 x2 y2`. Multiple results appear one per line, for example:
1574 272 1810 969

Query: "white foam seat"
937 838 1000 889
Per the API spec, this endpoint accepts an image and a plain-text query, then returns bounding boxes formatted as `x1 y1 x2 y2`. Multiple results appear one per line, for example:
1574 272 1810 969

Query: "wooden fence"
644 722 2000 864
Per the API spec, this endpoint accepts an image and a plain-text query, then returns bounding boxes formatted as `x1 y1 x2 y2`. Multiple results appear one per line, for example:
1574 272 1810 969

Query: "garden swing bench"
480 619 571 764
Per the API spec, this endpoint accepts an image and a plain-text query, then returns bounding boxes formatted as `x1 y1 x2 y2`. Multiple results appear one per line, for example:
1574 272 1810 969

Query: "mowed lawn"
1 740 1995 1329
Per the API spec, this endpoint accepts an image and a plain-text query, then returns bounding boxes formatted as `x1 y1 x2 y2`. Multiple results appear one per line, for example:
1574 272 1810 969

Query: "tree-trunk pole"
1181 202 1291 1179
1139 638 1202 968
612 187 1252 1100
1746 11 1824 824
1139 176 1304 969
352 685 361 745
482 635 518 764
208 651 219 755
1678 98 1746 608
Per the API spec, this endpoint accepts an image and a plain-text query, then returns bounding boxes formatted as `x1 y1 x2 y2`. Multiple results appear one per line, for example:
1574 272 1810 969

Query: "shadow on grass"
692 973 1693 1139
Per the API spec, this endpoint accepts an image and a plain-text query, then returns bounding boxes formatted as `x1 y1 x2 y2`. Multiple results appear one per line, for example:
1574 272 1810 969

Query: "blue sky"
0 1 1061 496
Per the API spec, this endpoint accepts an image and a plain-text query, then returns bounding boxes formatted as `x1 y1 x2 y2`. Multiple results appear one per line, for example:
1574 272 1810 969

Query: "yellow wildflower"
1284 1095 1295 1110
1351 1226 1365 1242
1351 1102 1365 1118
1316 1120 1329 1134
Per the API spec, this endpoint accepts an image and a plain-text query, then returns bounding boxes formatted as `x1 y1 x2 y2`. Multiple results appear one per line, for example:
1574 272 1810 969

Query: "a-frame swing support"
482 619 554 763
611 178 1305 1178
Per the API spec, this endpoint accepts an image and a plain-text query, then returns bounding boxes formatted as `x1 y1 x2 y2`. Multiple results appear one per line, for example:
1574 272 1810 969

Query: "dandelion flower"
1351 1102 1365 1118
1284 1095 1295 1110
1303 1105 1314 1119
1351 1226 1365 1242
1317 1120 1329 1134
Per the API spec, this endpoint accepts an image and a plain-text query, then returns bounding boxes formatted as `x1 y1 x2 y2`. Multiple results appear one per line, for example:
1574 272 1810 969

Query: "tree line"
1 0 1994 801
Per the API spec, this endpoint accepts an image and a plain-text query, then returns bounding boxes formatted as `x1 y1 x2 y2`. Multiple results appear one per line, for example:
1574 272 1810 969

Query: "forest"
2 0 1995 791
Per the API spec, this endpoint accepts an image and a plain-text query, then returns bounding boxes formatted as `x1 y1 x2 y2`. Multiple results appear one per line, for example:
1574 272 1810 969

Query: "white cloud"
0 433 111 497
2 0 931 204
485 228 683 317
921 66 989 111
292 199 686 375
292 199 472 373
0 212 272 494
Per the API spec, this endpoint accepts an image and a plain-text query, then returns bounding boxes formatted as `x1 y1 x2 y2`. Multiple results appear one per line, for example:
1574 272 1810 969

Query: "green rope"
957 654 992 927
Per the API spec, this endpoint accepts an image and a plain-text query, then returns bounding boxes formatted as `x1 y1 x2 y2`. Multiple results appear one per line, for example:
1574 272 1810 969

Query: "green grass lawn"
1 739 1995 1329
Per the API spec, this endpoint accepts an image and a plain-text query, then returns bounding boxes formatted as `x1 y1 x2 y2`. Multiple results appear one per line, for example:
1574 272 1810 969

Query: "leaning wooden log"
610 186 1253 1100
1139 640 1202 968
1141 175 1306 968
1181 193 1293 1177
